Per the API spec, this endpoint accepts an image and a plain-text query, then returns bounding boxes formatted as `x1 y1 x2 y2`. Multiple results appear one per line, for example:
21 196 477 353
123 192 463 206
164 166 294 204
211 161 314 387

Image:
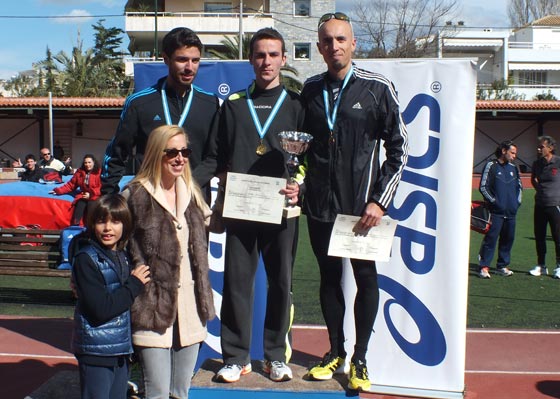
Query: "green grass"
2 188 560 329
0 274 74 318
468 189 560 329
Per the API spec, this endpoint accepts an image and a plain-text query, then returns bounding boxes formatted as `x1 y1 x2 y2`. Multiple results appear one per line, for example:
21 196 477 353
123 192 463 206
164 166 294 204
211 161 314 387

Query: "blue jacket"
72 243 139 357
479 159 522 217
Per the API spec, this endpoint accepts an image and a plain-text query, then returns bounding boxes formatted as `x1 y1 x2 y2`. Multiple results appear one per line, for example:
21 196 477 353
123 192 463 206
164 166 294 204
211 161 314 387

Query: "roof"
477 100 560 110
0 97 559 112
0 97 124 109
530 15 560 26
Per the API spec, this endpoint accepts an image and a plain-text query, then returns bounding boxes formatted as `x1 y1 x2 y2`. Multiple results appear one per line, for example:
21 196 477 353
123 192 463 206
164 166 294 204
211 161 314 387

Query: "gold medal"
256 141 267 156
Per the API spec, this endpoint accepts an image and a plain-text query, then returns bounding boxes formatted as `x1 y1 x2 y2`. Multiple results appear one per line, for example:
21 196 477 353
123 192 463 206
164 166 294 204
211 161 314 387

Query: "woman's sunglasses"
318 12 351 28
163 148 192 158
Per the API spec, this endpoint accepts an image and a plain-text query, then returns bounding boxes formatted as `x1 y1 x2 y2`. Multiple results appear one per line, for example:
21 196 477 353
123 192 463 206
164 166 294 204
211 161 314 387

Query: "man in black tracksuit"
301 13 408 391
101 28 219 197
478 141 522 278
212 28 304 384
530 135 560 278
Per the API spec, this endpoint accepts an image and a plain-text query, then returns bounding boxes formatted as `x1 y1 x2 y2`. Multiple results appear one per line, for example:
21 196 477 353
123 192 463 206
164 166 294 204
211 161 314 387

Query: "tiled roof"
476 100 560 110
0 97 124 108
530 15 560 26
0 97 560 111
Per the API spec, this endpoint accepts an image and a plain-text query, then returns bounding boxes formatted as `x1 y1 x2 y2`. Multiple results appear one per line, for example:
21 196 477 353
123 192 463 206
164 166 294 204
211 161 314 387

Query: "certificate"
327 214 398 262
222 172 286 224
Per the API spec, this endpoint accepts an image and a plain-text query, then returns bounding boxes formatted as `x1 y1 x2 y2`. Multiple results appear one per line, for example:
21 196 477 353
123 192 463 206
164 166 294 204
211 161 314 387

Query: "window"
517 70 547 87
204 2 231 14
294 43 311 60
294 0 310 16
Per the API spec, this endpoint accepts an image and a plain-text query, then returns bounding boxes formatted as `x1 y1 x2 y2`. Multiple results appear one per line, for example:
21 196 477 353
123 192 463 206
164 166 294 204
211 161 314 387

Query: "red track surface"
1 315 559 398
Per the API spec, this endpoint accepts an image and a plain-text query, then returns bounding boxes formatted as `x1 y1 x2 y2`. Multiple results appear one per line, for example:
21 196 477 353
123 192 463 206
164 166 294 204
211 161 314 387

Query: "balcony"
125 11 274 51
508 42 560 63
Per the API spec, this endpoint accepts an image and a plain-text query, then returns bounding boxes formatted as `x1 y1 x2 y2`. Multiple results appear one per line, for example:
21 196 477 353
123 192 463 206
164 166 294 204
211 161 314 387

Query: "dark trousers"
478 213 516 269
220 217 296 364
72 199 89 226
307 218 379 362
78 358 129 399
534 205 560 265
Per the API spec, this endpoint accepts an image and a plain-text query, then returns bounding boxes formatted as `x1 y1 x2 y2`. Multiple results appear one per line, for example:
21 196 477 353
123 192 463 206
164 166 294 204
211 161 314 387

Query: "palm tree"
208 34 252 60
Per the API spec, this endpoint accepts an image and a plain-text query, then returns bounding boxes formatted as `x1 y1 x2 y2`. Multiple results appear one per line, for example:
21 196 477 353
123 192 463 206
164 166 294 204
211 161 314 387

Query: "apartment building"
435 15 560 99
124 0 335 81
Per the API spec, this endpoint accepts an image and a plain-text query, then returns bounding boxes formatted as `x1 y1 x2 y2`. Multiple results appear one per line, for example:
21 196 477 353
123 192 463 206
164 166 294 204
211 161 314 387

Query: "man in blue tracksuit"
478 140 522 278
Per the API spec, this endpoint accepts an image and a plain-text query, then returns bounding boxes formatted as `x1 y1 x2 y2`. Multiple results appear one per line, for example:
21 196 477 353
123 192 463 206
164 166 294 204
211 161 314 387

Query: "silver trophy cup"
278 131 313 218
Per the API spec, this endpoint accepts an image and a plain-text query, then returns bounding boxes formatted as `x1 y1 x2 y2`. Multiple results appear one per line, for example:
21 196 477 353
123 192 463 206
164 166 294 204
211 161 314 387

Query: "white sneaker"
496 267 514 277
478 267 491 279
529 265 548 276
263 360 293 382
554 267 560 279
215 363 252 383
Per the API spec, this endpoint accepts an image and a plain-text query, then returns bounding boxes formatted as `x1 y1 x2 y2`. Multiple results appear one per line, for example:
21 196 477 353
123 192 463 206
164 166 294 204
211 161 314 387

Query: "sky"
0 0 511 81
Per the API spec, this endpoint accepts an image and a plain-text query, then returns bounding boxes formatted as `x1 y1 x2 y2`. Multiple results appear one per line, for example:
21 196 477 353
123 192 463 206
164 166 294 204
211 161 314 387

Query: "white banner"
341 59 477 398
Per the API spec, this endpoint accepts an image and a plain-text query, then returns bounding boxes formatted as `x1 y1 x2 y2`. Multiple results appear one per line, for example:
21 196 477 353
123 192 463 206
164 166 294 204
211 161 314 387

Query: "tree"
208 34 252 60
508 0 560 27
351 0 459 58
3 73 38 97
93 19 124 61
477 79 526 100
4 19 129 97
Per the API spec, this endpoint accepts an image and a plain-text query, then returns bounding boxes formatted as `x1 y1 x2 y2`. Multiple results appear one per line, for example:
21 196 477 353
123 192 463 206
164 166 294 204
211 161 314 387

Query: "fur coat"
126 182 215 334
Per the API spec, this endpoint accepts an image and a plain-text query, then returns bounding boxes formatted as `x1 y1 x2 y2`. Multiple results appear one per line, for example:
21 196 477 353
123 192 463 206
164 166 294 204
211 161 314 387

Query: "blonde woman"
123 125 215 398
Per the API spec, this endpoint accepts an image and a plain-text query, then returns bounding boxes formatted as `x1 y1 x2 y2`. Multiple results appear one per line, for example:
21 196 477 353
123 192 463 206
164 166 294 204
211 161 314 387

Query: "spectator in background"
62 155 74 175
51 154 102 226
17 154 44 182
529 135 560 278
38 147 72 175
53 140 64 160
478 140 522 278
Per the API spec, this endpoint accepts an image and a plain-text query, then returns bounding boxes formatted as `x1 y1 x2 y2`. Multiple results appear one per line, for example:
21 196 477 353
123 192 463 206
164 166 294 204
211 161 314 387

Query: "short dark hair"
86 195 132 250
495 140 516 158
162 27 203 57
25 154 36 162
539 135 556 149
249 27 286 58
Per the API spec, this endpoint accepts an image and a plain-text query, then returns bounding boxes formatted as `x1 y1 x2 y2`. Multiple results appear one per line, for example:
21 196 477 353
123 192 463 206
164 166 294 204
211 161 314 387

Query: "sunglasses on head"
163 148 192 158
318 12 350 28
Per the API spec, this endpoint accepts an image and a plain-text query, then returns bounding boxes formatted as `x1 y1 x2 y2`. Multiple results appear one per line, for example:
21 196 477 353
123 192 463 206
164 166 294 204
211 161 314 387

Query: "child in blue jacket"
71 195 150 398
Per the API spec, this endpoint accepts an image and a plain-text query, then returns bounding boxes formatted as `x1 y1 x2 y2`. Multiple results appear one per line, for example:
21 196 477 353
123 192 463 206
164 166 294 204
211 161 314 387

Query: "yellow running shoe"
307 352 345 380
348 359 371 391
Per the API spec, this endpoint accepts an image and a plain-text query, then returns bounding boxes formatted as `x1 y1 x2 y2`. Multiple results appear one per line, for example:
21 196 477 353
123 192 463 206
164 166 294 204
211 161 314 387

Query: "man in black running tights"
301 11 408 392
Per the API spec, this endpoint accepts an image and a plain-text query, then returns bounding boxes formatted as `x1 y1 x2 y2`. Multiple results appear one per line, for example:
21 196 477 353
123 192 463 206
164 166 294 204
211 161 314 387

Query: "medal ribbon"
161 80 194 127
246 83 287 141
322 65 354 133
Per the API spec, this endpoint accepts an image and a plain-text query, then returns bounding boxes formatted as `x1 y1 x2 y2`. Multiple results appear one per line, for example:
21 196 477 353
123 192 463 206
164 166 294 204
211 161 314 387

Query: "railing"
509 41 560 50
126 11 273 19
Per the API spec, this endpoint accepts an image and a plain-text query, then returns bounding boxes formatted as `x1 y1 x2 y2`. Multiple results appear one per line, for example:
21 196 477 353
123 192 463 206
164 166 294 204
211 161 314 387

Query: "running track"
1 315 559 399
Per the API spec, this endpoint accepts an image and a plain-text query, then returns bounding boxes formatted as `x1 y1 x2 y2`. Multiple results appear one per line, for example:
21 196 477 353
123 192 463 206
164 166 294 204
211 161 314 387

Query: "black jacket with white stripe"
301 65 408 222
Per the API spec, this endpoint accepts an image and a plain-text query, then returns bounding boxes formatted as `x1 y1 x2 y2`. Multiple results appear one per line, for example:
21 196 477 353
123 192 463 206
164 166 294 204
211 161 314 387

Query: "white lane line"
466 370 560 375
467 329 560 334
